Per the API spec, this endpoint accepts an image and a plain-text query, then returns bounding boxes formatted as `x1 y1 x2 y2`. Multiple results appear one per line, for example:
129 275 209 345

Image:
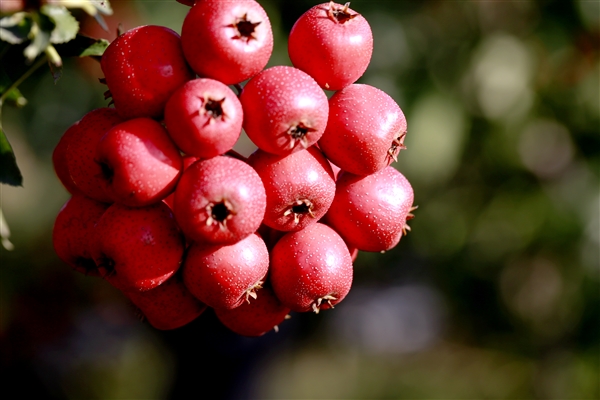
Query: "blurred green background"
1 0 598 398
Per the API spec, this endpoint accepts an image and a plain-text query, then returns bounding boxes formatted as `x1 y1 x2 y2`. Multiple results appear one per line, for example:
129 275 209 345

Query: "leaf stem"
0 55 47 103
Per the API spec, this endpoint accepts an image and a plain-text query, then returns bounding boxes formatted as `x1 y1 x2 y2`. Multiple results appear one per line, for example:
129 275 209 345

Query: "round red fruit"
101 25 194 119
288 2 373 91
92 202 185 292
95 118 183 207
270 223 353 313
174 156 266 245
215 286 290 337
248 147 335 231
53 194 110 277
325 167 415 252
124 274 207 330
318 84 407 176
183 233 269 310
53 121 81 194
66 108 124 203
240 66 329 155
164 78 243 158
181 0 273 85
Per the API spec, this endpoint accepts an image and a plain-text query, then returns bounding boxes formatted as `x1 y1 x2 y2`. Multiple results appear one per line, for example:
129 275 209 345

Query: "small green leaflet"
0 12 32 45
55 34 110 58
42 5 79 44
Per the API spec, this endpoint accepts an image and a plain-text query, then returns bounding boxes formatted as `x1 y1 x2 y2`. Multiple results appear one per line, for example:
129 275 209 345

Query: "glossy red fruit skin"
183 233 269 310
92 202 185 292
288 2 373 91
101 25 194 119
66 108 124 203
53 122 81 194
240 66 329 155
123 274 207 330
163 155 199 211
270 223 353 313
181 0 273 85
215 286 290 337
325 167 414 252
174 156 266 245
52 194 110 277
164 78 243 158
248 147 335 231
318 84 407 176
95 118 183 207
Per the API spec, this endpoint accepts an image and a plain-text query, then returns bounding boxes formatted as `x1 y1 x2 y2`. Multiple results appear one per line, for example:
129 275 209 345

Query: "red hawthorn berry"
240 66 329 155
66 108 124 203
214 286 291 337
325 167 415 252
92 202 185 292
174 156 266 245
95 118 183 207
123 273 207 330
318 84 407 176
248 147 336 232
181 0 273 85
101 25 194 119
288 2 373 91
164 78 243 158
52 194 110 277
270 223 353 313
183 233 269 310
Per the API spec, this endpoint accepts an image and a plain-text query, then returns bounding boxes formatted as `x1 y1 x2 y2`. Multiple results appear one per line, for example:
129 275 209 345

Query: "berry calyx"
283 199 316 224
201 96 226 121
327 1 356 23
229 13 261 42
387 132 407 163
205 199 236 230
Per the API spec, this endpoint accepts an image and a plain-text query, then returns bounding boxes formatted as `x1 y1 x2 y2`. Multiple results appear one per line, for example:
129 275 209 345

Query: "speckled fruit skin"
288 2 373 91
124 274 207 330
215 286 290 336
101 25 194 119
270 223 353 313
164 78 243 158
240 66 329 155
325 167 414 252
181 0 273 85
95 118 183 207
53 122 81 194
174 156 266 245
66 108 123 203
248 147 335 231
92 202 185 292
183 233 269 310
318 84 407 176
163 155 199 211
52 194 110 277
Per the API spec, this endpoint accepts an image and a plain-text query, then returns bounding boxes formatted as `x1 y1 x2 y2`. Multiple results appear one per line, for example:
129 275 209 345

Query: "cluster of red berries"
52 0 415 336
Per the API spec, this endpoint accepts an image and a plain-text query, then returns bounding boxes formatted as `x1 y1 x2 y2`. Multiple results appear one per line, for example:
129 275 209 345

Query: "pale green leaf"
0 12 32 44
41 5 79 44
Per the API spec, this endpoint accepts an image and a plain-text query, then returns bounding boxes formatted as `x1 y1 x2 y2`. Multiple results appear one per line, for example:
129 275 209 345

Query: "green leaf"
0 12 33 44
0 126 23 186
41 5 79 44
54 34 109 58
